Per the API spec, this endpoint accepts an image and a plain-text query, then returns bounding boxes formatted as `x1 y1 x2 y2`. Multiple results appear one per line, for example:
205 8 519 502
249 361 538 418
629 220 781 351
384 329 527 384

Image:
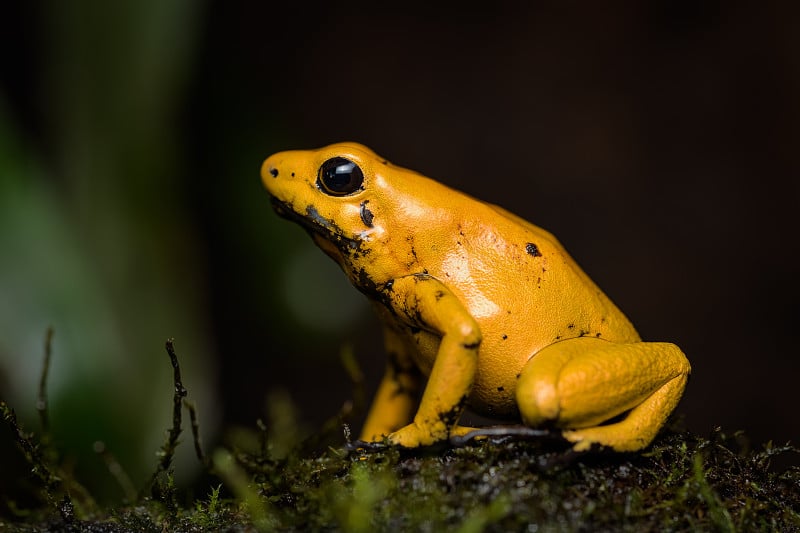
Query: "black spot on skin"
269 167 278 177
502 334 508 340
516 373 522 380
595 332 602 338
525 242 542 257
567 323 575 329
497 386 505 392
434 290 445 301
291 172 295 177
360 200 374 227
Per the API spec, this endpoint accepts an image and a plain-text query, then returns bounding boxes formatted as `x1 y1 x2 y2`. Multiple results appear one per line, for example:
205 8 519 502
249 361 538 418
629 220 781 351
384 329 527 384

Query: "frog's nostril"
269 167 279 178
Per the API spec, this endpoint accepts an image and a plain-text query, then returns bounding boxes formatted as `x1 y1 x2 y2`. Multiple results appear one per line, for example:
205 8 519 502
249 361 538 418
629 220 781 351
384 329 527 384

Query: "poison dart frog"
261 142 690 452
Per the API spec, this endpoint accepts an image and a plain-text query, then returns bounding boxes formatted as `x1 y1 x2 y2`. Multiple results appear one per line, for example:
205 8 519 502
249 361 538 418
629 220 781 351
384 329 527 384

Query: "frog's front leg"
516 337 690 452
378 274 481 447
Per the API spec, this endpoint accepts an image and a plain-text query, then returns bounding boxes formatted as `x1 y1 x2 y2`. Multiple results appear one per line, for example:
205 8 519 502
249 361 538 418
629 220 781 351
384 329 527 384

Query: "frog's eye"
318 157 364 196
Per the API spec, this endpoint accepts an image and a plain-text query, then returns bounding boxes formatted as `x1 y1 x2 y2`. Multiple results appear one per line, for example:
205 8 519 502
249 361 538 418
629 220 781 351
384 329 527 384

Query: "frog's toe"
562 426 645 453
387 422 448 448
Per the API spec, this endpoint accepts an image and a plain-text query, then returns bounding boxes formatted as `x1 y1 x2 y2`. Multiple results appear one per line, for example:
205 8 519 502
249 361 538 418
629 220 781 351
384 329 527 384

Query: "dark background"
1 1 798 500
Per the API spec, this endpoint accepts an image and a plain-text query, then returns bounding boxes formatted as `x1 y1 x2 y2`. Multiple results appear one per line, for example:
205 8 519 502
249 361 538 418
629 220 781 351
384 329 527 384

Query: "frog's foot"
516 337 690 452
448 424 479 438
387 417 468 447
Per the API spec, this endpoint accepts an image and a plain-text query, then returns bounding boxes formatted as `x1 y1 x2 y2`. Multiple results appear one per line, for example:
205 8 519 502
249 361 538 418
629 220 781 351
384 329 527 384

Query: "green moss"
2 336 798 531
208 427 796 532
3 416 800 531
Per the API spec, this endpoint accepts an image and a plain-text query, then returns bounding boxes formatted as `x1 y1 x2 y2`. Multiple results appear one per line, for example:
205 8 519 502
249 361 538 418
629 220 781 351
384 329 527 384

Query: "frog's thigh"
516 337 690 451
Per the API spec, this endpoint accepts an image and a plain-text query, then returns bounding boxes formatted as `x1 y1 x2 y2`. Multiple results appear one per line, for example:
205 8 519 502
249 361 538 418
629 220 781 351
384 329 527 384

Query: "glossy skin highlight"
261 142 690 452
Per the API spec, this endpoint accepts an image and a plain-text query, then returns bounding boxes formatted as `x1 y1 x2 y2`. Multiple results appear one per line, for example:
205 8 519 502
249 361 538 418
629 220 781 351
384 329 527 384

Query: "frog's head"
262 142 436 285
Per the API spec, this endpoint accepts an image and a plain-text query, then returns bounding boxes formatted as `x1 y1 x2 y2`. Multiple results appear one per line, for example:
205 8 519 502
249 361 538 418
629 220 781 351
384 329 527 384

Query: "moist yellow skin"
261 142 690 452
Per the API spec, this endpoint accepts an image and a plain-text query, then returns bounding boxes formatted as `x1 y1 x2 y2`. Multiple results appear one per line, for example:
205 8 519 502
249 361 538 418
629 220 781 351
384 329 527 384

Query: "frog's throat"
269 195 365 257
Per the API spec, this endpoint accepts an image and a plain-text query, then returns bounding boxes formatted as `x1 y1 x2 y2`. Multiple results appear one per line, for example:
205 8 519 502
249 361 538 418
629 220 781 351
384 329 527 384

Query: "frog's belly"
468 345 529 420
406 330 530 420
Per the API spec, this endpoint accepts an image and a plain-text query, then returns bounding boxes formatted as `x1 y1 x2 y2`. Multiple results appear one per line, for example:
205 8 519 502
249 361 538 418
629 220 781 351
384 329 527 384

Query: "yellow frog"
261 142 690 452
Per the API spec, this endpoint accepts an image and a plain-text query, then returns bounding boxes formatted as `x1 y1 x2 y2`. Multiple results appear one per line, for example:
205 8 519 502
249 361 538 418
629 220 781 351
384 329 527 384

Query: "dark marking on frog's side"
268 167 279 177
567 323 575 330
355 267 395 309
291 172 295 177
360 200 374 227
356 267 378 292
525 242 542 257
406 236 420 268
502 334 508 340
434 290 445 301
515 373 522 380
497 386 505 392
595 332 602 338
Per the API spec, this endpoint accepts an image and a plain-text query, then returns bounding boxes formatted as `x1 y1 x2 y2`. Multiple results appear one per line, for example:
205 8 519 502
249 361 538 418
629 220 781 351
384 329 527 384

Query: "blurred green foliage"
0 0 215 494
0 0 370 502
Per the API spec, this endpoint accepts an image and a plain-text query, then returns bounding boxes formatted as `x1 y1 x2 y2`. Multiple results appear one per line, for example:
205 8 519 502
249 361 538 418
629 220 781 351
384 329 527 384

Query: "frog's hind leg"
516 337 690 452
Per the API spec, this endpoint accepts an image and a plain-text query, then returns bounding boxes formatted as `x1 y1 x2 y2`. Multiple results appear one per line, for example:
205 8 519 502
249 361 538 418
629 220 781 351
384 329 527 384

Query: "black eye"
318 157 364 196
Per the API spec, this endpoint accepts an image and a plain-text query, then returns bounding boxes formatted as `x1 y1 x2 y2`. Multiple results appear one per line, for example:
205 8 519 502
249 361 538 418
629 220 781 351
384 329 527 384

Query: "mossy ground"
3 420 799 532
1 339 798 532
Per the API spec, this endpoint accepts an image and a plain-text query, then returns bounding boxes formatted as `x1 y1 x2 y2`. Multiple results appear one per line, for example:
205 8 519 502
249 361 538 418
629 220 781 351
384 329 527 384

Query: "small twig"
257 418 269 458
36 326 54 434
93 440 137 502
183 398 207 466
159 338 187 473
1 401 61 504
145 338 187 499
143 338 189 510
7 329 96 513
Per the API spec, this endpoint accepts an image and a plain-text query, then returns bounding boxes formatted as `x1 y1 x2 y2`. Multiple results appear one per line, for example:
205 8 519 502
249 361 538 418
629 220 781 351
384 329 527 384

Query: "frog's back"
407 186 641 347
376 168 640 351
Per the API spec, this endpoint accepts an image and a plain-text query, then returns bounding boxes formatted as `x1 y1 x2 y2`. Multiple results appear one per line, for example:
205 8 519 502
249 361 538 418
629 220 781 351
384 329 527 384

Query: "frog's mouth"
269 195 362 254
270 195 333 236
